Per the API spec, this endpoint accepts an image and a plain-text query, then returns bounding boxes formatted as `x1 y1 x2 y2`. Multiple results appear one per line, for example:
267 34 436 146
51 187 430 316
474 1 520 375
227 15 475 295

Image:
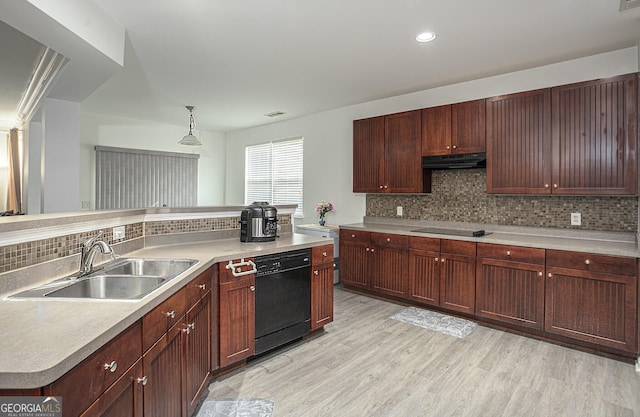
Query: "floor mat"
391 307 477 338
195 399 274 417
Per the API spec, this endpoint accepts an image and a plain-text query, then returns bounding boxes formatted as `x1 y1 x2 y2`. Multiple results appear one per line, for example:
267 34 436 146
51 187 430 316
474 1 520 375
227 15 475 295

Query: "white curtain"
6 128 21 213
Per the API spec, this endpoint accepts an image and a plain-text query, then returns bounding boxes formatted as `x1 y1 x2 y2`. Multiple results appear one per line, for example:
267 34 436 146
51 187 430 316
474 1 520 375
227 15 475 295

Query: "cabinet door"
353 116 385 192
219 278 255 368
476 258 545 329
486 89 552 194
143 324 183 417
384 110 423 193
440 254 476 314
339 242 370 290
408 249 440 306
371 246 408 298
545 267 637 353
184 296 212 417
551 73 637 195
311 262 334 330
421 105 452 156
80 361 144 417
451 99 486 154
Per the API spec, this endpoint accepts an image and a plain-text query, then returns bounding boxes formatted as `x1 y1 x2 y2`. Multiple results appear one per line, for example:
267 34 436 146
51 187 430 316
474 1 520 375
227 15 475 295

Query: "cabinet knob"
538 272 543 277
379 185 384 189
441 258 445 263
166 310 176 319
366 247 370 252
548 273 552 278
136 376 148 386
104 361 117 373
314 270 319 275
544 184 549 189
452 145 457 149
446 145 450 150
585 259 590 265
553 184 558 189
351 234 355 238
189 322 195 330
197 284 206 290
386 238 391 242
182 326 191 334
384 185 388 189
506 251 511 256
371 248 375 253
435 257 439 262
322 251 327 257
250 286 256 292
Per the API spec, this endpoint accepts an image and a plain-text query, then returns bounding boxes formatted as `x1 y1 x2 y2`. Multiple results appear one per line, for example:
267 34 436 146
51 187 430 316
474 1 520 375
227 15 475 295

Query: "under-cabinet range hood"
422 152 486 169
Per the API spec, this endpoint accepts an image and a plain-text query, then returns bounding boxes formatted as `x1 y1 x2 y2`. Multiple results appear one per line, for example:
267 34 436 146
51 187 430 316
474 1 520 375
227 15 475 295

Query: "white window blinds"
95 146 199 209
245 137 303 217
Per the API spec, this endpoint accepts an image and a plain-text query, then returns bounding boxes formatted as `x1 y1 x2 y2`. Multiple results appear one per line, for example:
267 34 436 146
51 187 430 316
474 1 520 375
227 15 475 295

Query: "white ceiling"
4 0 640 133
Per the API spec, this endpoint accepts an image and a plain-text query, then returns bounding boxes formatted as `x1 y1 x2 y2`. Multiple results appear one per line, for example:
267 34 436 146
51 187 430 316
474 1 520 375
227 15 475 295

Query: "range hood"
422 152 487 170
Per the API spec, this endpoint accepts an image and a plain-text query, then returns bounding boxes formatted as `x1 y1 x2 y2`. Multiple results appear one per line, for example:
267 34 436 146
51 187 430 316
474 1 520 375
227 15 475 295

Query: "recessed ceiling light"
416 32 436 43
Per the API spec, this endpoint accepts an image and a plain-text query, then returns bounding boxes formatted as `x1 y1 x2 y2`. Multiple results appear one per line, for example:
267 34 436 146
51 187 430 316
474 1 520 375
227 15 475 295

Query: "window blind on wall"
245 137 303 217
95 146 199 209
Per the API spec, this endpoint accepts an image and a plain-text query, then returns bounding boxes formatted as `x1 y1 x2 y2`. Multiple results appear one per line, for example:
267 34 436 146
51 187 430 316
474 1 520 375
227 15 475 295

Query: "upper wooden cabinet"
486 89 552 194
353 110 423 193
422 99 486 156
551 74 637 195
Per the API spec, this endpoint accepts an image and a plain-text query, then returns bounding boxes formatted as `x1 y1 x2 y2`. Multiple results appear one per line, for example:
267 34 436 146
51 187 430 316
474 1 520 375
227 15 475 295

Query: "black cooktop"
411 227 490 237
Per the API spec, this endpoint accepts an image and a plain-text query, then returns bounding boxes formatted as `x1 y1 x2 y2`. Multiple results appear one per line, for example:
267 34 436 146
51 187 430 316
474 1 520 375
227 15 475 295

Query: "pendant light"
178 105 202 146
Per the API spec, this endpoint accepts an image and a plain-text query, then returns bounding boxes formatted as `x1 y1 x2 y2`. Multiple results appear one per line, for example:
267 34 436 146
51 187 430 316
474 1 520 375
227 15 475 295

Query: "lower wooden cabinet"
184 296 212 417
371 233 409 298
339 230 371 290
439 240 476 314
218 260 256 368
81 361 144 417
476 244 545 330
143 323 183 417
408 237 441 306
311 245 334 330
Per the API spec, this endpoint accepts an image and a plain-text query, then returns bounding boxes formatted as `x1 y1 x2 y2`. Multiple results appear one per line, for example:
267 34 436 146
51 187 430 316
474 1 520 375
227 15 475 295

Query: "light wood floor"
205 286 640 417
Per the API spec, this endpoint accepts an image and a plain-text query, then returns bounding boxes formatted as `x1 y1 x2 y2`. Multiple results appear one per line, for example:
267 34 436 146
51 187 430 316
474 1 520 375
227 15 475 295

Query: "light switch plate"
570 212 581 226
113 226 125 240
81 201 90 209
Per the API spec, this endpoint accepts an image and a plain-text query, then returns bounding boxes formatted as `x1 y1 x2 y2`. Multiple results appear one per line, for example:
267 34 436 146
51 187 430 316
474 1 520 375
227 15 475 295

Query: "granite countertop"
0 233 331 389
339 218 639 258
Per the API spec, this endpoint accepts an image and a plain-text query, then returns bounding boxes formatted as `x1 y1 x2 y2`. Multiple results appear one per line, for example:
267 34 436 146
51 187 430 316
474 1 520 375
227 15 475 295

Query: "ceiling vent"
620 0 640 11
264 111 286 118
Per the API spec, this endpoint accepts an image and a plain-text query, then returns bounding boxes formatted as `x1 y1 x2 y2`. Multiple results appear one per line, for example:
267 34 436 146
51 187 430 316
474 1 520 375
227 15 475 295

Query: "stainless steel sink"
45 275 167 300
7 257 198 301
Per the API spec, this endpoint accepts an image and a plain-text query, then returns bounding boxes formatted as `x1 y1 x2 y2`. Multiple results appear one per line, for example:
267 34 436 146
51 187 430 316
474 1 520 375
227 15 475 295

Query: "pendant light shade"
178 106 202 146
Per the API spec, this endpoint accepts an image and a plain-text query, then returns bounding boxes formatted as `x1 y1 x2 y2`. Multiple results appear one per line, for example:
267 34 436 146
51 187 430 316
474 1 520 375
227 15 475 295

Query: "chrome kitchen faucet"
77 231 116 277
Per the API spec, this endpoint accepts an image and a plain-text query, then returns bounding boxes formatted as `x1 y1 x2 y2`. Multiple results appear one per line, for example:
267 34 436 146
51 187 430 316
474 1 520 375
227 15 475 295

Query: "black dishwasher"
254 249 311 355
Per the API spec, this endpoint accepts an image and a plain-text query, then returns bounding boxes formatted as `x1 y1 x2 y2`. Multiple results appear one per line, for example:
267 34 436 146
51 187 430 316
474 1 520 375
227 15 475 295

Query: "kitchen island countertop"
0 233 331 389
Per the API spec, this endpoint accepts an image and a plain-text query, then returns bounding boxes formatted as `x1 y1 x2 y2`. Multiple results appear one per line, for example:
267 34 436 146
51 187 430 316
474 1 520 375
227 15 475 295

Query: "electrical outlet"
113 226 125 240
396 206 403 216
570 212 581 226
81 201 90 209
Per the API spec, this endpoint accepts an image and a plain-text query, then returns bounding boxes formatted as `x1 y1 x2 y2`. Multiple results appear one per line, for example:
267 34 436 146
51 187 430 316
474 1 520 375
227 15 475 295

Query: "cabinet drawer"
219 258 256 284
477 243 545 264
409 236 440 252
371 232 408 248
339 229 371 245
312 244 334 264
441 239 476 256
46 322 142 417
142 288 186 351
546 250 636 277
185 268 212 307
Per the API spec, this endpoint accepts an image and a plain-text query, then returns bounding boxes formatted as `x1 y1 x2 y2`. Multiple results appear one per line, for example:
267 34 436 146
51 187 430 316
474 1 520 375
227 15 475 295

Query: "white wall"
225 47 639 227
80 113 226 208
23 121 42 214
41 98 80 213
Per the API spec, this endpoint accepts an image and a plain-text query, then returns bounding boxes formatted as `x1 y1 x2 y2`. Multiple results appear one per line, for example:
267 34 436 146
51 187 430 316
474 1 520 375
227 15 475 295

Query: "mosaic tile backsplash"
366 169 638 232
0 214 293 274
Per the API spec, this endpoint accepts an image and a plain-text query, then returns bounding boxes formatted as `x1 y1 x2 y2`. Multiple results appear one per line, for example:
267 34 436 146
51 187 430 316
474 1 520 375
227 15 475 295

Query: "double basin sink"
9 258 198 301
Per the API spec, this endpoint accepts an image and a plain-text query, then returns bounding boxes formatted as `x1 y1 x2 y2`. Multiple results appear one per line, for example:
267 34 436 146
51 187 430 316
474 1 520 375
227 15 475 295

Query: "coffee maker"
240 202 278 242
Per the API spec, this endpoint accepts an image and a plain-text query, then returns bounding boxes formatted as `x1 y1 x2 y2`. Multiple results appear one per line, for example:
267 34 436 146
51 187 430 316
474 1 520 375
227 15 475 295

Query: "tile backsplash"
366 169 638 232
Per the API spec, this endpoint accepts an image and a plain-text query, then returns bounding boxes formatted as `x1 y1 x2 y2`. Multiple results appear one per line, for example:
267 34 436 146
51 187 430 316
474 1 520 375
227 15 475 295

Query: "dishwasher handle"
226 258 257 277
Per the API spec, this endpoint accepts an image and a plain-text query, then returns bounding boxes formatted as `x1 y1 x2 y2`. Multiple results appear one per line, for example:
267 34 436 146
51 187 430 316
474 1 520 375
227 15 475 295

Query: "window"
245 137 303 217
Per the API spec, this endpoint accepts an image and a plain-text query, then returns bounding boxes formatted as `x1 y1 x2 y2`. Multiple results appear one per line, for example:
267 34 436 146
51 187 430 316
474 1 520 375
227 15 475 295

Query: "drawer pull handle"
585 260 590 265
137 376 148 385
166 310 176 319
506 251 511 256
197 284 207 290
314 270 319 275
182 327 191 334
104 361 117 373
250 286 256 292
322 251 327 257
226 258 257 277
